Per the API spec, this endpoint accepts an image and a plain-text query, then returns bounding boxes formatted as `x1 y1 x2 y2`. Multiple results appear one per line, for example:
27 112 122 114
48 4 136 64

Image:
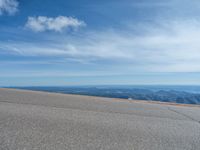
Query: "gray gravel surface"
0 88 200 150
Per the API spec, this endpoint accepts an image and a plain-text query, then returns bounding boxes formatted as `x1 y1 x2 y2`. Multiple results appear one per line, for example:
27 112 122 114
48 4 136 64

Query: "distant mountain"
15 86 200 105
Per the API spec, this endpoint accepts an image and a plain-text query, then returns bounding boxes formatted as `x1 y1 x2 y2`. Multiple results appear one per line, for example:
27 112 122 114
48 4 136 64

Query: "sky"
1 0 200 86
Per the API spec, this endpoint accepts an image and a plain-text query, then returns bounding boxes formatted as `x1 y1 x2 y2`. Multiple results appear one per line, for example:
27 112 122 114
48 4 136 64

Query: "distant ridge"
13 85 200 105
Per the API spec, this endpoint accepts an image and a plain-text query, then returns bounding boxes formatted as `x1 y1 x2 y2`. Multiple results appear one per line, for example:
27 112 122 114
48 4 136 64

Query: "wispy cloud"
0 0 18 15
2 19 200 72
25 16 86 32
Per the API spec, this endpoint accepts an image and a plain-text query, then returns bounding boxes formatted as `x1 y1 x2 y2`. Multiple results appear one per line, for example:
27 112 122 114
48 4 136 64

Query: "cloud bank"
25 16 86 32
0 0 18 15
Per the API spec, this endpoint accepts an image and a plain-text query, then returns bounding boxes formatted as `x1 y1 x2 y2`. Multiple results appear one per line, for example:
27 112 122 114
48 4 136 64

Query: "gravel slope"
0 88 200 150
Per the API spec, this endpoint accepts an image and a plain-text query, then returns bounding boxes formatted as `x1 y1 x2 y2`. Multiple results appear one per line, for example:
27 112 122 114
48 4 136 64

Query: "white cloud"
2 19 200 72
0 0 18 15
25 16 86 32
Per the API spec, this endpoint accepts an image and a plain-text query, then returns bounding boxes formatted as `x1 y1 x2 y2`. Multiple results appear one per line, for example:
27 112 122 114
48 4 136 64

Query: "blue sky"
1 0 200 86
